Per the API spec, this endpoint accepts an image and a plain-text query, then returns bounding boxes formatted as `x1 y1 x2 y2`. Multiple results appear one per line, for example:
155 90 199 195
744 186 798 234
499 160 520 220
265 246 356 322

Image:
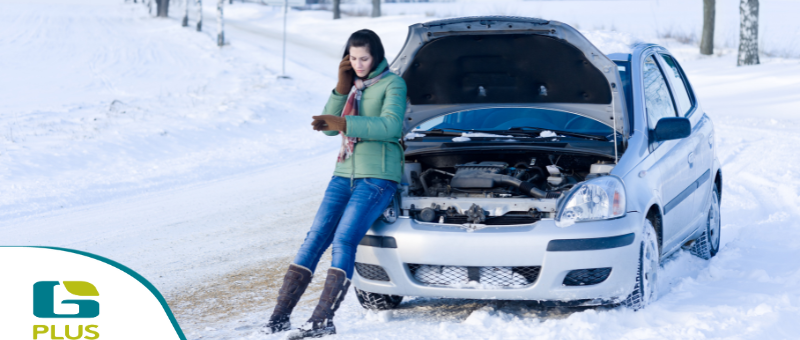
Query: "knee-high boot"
287 267 350 339
262 263 313 334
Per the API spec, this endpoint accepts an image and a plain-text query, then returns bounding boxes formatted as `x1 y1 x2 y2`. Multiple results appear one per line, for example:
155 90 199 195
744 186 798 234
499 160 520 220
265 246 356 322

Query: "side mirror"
653 117 691 142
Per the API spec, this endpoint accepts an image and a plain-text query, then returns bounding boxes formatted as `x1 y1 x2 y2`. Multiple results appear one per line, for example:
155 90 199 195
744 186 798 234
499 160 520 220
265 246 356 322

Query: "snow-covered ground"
3 0 800 339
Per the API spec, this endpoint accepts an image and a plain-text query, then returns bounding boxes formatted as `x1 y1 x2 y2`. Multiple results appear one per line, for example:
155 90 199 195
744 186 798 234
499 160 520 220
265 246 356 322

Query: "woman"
263 29 407 339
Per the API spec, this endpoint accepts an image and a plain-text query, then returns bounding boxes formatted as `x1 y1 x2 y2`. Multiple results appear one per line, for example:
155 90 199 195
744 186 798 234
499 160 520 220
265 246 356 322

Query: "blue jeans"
293 176 397 279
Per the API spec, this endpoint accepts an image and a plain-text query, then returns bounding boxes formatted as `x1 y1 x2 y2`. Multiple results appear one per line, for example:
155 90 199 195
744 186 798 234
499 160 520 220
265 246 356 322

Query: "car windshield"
414 108 613 136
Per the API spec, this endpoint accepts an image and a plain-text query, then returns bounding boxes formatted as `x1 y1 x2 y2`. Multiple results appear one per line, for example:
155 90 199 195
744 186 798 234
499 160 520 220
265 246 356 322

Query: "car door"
641 53 698 253
658 53 713 236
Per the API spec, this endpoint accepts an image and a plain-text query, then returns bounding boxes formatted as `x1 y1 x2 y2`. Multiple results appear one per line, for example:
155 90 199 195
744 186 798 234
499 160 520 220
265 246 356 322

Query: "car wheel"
689 185 721 260
355 287 403 310
621 218 659 311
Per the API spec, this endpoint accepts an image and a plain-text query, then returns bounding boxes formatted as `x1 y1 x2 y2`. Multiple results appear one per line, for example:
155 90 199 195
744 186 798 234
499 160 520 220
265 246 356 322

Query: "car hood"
389 16 628 137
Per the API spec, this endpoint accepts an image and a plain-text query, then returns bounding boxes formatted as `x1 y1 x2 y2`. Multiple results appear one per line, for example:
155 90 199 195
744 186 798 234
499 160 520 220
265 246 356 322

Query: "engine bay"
400 151 615 226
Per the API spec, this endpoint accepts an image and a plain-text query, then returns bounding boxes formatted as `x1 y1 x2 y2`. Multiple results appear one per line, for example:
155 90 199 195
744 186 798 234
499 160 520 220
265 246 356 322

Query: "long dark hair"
342 29 385 74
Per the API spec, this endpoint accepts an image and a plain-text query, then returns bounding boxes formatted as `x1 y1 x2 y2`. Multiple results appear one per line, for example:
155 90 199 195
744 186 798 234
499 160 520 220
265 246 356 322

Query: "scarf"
337 69 391 163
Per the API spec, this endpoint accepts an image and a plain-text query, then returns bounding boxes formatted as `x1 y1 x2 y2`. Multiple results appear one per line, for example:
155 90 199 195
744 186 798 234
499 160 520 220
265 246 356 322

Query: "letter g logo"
33 281 100 318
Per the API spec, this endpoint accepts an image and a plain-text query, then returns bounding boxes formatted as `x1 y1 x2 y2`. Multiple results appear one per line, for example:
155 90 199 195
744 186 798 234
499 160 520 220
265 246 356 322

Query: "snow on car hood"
390 17 628 137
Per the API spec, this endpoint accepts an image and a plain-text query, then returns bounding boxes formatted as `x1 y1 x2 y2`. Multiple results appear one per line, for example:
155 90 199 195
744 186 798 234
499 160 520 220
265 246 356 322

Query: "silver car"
352 16 722 311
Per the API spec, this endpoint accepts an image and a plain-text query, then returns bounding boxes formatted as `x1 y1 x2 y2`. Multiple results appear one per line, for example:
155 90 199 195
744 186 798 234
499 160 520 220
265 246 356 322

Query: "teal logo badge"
33 281 100 318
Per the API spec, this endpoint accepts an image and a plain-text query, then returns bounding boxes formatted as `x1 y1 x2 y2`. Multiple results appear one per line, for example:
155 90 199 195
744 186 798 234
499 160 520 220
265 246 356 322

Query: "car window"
415 108 612 136
643 55 677 130
613 61 634 135
659 54 694 116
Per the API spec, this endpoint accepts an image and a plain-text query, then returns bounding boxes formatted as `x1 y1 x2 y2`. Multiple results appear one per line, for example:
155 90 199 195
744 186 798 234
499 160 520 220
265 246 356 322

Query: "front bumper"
353 212 643 303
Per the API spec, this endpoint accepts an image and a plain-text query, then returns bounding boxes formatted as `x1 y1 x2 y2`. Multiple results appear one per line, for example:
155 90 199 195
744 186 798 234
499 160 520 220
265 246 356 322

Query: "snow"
452 132 516 142
3 0 800 339
403 132 426 140
539 130 559 138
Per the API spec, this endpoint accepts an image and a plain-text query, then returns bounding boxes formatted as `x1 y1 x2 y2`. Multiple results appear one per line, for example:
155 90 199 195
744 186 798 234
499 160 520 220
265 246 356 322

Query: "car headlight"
555 175 626 227
381 195 399 224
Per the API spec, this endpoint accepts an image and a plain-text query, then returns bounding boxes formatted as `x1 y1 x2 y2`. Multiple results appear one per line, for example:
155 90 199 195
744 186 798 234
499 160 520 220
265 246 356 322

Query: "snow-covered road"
3 1 800 339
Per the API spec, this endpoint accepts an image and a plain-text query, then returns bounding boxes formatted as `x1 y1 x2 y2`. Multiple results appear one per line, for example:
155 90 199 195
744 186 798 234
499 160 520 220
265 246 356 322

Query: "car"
352 16 722 311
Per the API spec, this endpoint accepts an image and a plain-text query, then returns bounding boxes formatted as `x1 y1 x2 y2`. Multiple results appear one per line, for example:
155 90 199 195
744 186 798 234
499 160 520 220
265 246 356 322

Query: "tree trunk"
182 0 189 27
216 0 224 47
700 0 715 55
737 0 759 66
157 0 170 17
333 0 340 20
371 0 380 18
196 0 203 31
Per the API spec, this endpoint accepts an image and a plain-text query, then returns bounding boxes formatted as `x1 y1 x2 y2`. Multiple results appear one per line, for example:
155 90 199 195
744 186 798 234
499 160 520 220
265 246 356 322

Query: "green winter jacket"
321 58 407 184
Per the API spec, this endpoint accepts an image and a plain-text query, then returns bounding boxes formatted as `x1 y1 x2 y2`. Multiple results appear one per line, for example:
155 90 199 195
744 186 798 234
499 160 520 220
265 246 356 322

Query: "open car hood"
390 17 628 137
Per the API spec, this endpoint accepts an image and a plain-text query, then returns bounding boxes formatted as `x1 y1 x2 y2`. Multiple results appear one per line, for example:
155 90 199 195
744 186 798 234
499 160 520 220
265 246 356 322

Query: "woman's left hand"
312 115 347 132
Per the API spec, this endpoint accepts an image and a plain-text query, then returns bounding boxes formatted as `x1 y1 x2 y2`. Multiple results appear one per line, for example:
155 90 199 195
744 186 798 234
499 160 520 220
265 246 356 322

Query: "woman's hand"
336 55 354 96
312 115 347 132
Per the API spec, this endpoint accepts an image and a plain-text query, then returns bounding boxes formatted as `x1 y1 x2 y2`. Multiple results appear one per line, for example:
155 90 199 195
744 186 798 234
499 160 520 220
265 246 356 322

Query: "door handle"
688 152 695 166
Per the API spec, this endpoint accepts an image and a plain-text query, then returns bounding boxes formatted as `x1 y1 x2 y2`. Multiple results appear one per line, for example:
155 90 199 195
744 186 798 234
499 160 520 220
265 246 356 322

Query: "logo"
33 281 100 340
33 281 100 318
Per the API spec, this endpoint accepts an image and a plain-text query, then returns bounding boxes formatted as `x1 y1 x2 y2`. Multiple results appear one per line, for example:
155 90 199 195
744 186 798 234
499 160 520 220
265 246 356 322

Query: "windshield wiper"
424 128 518 137
420 129 467 136
506 127 608 141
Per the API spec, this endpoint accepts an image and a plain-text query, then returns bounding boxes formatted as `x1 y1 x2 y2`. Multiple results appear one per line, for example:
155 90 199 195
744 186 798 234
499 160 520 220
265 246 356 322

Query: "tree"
700 0 715 55
371 0 381 18
196 0 203 31
182 0 189 27
333 0 341 20
737 0 759 66
216 0 224 47
156 0 170 17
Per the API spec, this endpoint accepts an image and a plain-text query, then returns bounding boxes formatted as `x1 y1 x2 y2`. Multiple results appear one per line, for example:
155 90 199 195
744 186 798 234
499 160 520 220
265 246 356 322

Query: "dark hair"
342 29 385 74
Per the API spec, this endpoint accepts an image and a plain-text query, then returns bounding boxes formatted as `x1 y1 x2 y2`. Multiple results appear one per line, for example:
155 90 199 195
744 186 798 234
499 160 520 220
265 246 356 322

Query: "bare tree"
371 0 381 18
737 0 759 66
333 0 341 20
196 0 203 31
216 0 224 47
156 0 170 17
700 0 715 55
182 0 189 27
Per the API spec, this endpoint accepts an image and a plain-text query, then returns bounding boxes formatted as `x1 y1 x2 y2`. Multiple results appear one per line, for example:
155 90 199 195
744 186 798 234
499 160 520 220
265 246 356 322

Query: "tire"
689 185 721 260
621 218 659 311
355 287 403 310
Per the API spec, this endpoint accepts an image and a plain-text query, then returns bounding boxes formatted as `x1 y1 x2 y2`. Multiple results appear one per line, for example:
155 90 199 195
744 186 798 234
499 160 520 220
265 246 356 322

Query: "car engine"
399 153 615 226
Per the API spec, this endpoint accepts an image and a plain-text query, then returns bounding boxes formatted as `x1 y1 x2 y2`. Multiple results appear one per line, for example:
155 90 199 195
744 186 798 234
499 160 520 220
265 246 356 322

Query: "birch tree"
156 0 170 17
333 0 341 20
371 0 381 18
182 0 189 27
216 0 224 47
196 0 203 31
700 0 715 55
737 0 759 66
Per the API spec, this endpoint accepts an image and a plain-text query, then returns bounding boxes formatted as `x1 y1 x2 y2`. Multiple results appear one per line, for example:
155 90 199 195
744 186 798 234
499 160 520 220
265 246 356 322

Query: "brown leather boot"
287 267 350 340
262 263 313 334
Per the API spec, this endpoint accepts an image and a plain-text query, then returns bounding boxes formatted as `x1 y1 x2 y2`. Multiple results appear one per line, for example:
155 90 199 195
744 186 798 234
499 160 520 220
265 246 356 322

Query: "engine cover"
451 162 508 188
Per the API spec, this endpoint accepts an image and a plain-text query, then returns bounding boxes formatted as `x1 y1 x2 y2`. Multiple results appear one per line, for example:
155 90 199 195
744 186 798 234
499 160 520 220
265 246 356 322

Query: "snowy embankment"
3 0 800 339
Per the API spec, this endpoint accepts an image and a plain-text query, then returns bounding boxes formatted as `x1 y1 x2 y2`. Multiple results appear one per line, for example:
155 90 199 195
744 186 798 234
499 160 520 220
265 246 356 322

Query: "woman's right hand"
336 55 353 95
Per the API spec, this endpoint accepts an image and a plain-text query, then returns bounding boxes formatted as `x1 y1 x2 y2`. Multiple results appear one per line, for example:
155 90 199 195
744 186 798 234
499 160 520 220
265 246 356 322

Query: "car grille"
407 264 540 288
442 214 539 225
562 268 612 286
355 262 390 282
